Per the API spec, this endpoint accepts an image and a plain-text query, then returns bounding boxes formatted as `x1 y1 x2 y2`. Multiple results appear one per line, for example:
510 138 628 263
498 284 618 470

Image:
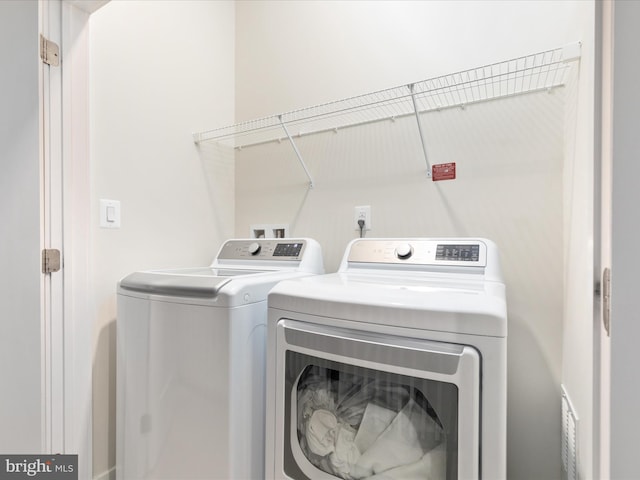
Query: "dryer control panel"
346 238 489 268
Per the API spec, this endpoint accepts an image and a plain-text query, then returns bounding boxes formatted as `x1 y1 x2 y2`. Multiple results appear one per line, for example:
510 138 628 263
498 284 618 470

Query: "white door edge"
39 0 65 455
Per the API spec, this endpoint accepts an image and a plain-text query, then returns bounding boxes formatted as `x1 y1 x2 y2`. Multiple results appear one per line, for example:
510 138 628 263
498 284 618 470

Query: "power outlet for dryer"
354 206 371 231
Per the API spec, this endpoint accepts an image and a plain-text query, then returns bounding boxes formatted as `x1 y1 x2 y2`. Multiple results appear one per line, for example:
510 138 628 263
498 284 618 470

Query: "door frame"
595 1 613 477
39 0 65 455
40 1 95 477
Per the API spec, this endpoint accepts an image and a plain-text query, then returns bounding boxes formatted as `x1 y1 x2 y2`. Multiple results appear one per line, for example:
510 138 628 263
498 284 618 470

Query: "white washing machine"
116 238 324 480
265 238 507 480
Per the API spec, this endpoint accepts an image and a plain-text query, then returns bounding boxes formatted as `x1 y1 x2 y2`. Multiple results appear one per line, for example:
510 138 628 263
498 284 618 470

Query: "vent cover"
561 385 578 480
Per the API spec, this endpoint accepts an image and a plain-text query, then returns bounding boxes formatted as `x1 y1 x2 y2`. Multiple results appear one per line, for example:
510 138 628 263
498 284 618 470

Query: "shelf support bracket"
279 115 314 188
408 84 432 177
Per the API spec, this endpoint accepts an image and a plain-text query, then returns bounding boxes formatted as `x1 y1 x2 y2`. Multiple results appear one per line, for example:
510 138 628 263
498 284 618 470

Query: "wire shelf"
193 42 580 149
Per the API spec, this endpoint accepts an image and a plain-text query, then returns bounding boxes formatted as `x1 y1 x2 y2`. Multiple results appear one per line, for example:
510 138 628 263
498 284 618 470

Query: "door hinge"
602 267 611 337
42 249 61 274
40 34 60 67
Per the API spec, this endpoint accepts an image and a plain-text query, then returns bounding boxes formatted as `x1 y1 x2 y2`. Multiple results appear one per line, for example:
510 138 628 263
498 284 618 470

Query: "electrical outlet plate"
354 205 371 230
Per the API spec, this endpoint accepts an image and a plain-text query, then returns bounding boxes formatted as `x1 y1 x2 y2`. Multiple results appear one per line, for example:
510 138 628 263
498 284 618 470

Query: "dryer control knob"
395 243 413 260
248 242 261 255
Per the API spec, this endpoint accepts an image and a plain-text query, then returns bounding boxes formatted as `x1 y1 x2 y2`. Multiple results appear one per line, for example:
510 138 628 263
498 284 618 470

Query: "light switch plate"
100 199 121 228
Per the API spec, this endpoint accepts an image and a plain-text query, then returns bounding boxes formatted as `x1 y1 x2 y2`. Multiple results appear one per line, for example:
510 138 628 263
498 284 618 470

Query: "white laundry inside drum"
296 365 447 480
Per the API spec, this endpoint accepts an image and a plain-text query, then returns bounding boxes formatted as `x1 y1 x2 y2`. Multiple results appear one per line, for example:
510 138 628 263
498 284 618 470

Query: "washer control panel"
347 239 487 267
218 239 306 261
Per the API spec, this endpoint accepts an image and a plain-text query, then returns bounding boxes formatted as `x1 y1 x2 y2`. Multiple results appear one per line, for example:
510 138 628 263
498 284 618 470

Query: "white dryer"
265 238 507 480
116 238 323 480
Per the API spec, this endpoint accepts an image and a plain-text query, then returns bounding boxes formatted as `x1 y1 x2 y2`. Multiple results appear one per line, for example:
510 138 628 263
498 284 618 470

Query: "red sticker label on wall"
432 162 456 181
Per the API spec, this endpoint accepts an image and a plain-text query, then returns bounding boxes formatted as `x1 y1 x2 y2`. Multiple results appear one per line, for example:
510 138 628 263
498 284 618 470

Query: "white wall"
235 2 591 479
561 3 597 479
236 0 584 122
89 1 235 477
0 0 42 453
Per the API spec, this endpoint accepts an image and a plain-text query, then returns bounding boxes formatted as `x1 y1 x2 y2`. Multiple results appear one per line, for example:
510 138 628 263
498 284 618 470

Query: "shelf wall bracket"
409 83 432 178
279 115 314 188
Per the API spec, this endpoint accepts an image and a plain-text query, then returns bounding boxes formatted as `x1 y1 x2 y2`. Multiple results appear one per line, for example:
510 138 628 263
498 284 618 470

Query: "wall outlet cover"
354 205 371 230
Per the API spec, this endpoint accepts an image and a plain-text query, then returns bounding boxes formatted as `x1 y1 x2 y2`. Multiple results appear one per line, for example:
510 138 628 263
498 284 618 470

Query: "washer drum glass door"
273 319 481 480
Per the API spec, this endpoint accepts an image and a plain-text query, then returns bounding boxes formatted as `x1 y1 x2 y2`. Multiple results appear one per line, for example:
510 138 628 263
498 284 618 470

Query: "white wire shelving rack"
193 42 581 186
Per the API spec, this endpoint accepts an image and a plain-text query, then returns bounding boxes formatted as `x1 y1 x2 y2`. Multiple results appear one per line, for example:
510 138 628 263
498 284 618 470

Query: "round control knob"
395 243 413 260
248 242 261 255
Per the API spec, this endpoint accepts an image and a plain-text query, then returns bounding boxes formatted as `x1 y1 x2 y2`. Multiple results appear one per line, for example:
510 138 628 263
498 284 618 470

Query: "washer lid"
119 267 265 298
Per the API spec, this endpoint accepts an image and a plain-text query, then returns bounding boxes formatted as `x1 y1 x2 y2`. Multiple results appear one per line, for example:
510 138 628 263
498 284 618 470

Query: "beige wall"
89 2 235 478
235 1 592 479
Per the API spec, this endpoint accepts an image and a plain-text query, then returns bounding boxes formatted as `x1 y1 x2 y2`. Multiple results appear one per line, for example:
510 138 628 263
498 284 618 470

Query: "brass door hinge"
42 249 61 274
40 34 60 66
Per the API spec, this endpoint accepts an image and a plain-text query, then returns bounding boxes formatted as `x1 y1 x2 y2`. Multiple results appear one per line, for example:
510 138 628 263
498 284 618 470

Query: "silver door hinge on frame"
42 249 61 274
40 34 60 67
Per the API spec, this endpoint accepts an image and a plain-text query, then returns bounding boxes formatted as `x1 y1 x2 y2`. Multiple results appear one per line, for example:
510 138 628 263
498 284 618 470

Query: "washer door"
273 319 480 480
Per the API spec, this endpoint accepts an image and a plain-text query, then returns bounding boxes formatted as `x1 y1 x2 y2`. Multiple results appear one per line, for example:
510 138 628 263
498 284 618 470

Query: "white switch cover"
100 199 121 228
